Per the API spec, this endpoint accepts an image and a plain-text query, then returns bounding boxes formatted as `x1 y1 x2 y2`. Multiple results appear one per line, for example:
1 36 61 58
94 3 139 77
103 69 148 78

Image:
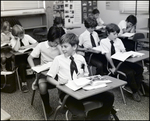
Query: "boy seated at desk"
78 16 106 75
47 33 114 120
100 23 144 102
118 15 137 51
10 24 38 93
1 21 13 71
27 26 65 118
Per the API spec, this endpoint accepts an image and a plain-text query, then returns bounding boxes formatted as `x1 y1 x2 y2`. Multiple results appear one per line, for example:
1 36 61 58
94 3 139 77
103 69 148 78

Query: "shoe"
132 92 141 102
22 85 29 93
46 107 54 119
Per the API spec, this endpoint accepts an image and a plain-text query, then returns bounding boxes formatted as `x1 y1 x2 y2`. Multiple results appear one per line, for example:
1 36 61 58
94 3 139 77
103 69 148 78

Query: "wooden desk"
1 109 11 120
125 50 149 63
57 75 127 100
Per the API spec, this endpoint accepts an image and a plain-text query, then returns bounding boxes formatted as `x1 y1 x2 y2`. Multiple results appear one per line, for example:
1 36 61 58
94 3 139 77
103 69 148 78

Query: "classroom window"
1 1 45 17
119 1 149 14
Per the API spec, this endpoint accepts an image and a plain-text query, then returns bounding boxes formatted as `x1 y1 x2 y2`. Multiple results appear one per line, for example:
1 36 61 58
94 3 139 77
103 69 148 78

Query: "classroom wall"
69 1 149 36
97 1 149 29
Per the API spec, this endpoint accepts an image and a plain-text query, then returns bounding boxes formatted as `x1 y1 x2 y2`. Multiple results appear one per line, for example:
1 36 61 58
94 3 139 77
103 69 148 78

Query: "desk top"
126 50 149 63
1 109 11 120
57 75 127 100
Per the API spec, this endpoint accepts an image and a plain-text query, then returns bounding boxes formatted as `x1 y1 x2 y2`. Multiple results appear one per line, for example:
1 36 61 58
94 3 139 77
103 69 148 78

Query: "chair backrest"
132 33 145 51
133 33 145 41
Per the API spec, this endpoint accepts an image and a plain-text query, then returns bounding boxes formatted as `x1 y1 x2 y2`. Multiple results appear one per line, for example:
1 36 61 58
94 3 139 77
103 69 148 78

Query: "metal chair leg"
141 83 145 95
16 68 21 91
41 99 48 120
31 90 36 105
53 105 61 120
120 86 127 105
65 110 69 120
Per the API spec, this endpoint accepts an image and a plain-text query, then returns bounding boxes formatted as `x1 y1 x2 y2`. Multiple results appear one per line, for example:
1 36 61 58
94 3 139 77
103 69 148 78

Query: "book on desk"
65 75 112 91
119 33 135 38
111 51 145 62
17 47 33 53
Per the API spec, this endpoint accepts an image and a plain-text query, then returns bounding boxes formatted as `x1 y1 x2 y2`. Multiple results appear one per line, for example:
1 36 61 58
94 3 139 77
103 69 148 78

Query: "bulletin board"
81 0 97 23
53 1 82 28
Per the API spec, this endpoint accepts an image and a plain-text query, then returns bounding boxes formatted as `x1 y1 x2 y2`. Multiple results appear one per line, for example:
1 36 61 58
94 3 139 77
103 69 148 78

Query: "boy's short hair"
126 15 137 25
1 21 10 32
92 8 100 14
84 16 98 28
53 17 64 26
106 23 120 35
47 26 65 42
60 33 79 46
12 24 24 37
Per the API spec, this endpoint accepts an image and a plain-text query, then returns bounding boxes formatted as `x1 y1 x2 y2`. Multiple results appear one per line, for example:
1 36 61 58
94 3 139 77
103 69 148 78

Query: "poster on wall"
64 1 81 28
81 0 97 23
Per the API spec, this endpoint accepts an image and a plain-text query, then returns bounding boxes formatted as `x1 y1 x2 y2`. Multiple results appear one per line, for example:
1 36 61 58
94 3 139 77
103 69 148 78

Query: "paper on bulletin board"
64 1 82 28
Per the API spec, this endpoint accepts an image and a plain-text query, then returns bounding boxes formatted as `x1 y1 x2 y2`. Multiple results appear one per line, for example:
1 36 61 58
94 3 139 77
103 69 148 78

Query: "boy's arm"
27 55 36 68
105 53 116 74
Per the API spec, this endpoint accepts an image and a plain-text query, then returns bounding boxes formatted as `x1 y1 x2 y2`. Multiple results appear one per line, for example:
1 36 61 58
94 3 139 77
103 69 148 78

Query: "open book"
65 75 112 91
111 51 145 61
31 62 52 73
119 33 135 38
18 47 33 53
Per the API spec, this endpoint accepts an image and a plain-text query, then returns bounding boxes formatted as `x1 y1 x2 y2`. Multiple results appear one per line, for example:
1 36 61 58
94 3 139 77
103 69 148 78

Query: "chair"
53 95 103 120
30 58 49 120
132 33 145 51
107 60 145 103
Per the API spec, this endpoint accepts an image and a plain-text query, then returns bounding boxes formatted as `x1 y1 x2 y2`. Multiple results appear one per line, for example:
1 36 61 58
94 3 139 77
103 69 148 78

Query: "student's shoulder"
80 30 87 36
75 53 85 60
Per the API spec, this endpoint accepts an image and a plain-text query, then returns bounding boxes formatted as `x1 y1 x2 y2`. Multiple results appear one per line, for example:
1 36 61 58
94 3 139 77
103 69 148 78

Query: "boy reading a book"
1 21 13 71
100 23 144 102
47 33 114 120
118 15 137 51
78 16 106 75
27 26 65 118
10 24 38 93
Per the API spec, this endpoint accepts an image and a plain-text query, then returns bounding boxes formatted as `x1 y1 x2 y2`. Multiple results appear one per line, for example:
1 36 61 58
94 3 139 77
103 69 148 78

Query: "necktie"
20 39 24 46
110 40 115 55
90 33 96 47
70 56 78 80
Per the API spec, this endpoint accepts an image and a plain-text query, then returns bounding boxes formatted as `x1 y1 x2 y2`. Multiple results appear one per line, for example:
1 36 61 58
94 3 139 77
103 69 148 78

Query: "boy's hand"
110 67 116 75
32 80 38 90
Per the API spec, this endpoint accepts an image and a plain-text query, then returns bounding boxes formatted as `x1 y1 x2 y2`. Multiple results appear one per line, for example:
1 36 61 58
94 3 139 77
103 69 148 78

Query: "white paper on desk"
111 51 144 61
1 71 13 75
130 51 145 57
119 33 135 37
18 47 33 53
31 62 52 73
83 83 107 91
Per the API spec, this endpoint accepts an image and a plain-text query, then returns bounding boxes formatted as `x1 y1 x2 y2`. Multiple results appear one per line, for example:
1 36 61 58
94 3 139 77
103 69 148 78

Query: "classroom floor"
1 71 149 120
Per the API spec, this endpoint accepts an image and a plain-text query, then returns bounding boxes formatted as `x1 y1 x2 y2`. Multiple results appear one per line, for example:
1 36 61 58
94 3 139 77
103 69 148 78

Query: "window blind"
1 1 45 17
119 1 149 14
